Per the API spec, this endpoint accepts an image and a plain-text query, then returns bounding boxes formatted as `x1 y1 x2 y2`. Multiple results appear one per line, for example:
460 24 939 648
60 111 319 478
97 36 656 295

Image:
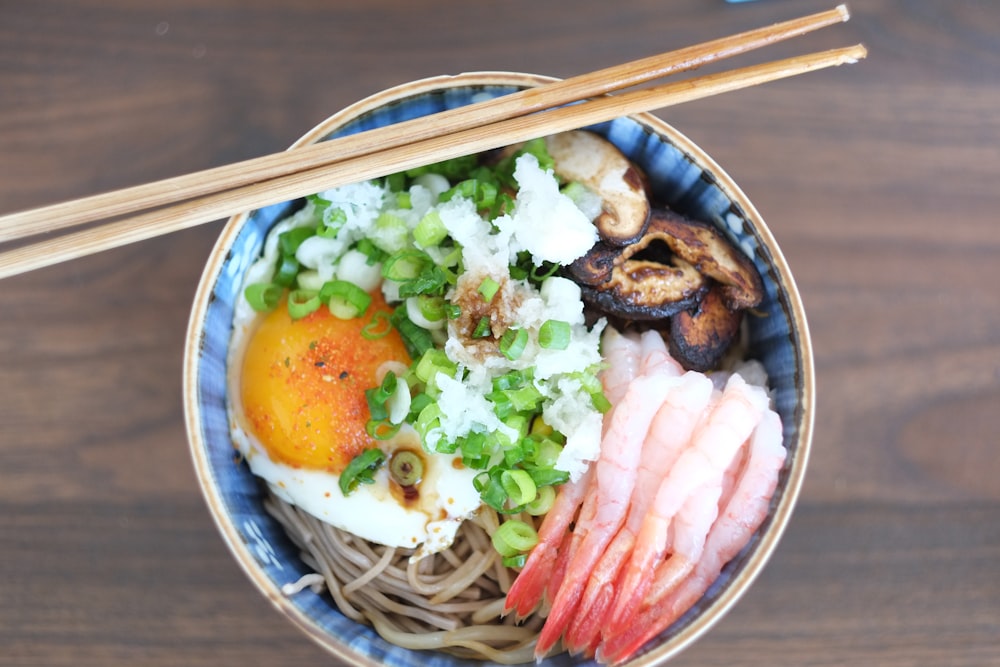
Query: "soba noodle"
264 489 549 663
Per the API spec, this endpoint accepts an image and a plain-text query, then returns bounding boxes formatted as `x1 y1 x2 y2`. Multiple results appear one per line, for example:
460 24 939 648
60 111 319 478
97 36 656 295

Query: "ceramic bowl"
183 71 814 667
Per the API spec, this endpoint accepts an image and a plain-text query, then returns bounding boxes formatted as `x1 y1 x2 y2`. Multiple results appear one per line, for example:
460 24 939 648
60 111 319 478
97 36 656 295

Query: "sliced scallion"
361 311 392 340
478 276 500 302
491 519 539 558
499 327 528 360
287 289 321 320
244 283 282 312
366 419 400 440
338 448 385 496
525 484 556 516
317 207 347 238
538 319 571 350
500 469 537 507
320 280 372 319
416 295 447 322
389 450 423 487
413 210 447 248
472 316 492 339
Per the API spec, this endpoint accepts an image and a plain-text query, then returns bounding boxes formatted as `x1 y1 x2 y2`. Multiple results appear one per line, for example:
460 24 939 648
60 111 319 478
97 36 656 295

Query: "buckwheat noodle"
264 489 547 663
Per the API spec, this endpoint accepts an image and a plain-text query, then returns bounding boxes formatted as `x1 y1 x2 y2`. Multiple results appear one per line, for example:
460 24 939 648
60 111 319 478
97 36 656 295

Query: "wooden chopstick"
0 8 867 279
0 43 866 280
0 5 850 245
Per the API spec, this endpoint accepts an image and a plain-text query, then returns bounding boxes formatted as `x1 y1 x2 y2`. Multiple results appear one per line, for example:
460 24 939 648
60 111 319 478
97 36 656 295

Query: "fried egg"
227 289 482 556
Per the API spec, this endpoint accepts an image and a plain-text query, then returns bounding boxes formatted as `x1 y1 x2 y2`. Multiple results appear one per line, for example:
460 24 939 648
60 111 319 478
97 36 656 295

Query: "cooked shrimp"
562 370 714 654
504 327 643 619
533 370 680 659
502 465 594 618
636 329 684 379
597 408 786 665
599 327 642 405
605 373 769 637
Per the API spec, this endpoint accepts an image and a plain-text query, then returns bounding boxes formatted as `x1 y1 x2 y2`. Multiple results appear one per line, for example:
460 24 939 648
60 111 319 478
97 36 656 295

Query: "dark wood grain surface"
2 1 998 665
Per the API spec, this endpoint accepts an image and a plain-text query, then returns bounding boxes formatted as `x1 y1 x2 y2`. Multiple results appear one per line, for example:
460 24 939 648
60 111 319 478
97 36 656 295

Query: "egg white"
226 285 482 559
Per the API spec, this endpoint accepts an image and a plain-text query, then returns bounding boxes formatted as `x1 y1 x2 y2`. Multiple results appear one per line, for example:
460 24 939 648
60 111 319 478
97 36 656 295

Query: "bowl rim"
183 70 815 667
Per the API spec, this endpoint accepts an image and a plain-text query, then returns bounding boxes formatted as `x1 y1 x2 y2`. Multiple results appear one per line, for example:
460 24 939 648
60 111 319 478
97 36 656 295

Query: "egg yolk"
239 291 410 473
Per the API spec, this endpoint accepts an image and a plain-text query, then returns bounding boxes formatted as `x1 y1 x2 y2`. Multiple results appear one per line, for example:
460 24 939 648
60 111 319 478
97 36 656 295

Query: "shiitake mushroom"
567 207 764 371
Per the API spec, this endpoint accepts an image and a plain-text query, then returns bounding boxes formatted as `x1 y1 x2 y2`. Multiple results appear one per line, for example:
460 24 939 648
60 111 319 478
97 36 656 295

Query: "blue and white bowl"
183 71 815 667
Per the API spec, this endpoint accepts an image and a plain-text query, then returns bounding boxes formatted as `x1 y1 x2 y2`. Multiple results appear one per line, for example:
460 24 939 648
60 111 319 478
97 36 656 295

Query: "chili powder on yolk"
239 290 410 473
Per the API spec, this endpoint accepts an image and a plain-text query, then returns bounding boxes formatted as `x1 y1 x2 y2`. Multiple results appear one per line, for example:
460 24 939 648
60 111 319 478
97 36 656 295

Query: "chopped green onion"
478 276 500 302
591 391 613 414
287 289 321 320
279 226 315 257
530 437 564 469
493 368 532 392
355 238 388 265
317 207 347 238
530 261 560 283
382 249 427 282
503 415 530 441
472 316 492 339
491 519 539 558
405 154 478 180
320 280 372 319
338 448 385 496
525 484 556 516
500 469 537 507
389 450 423 487
459 431 491 469
499 327 528 360
373 212 409 252
413 401 442 440
366 419 400 440
487 390 515 420
406 392 434 422
390 306 435 359
395 191 412 209
473 470 507 510
413 349 457 385
502 554 527 569
538 319 571 350
307 192 331 208
416 295 447 322
361 311 392 340
272 254 301 288
441 179 498 210
365 372 397 422
526 467 569 488
507 384 542 411
384 172 407 192
413 210 447 247
382 249 447 298
244 283 282 312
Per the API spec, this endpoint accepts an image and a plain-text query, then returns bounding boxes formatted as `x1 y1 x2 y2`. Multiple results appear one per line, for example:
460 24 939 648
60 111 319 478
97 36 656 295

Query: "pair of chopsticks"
0 5 865 280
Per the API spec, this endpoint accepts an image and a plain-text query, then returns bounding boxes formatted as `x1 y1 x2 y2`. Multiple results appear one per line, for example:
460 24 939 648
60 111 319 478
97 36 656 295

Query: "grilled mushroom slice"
668 284 744 372
572 239 709 320
567 205 763 351
645 208 764 311
545 131 650 246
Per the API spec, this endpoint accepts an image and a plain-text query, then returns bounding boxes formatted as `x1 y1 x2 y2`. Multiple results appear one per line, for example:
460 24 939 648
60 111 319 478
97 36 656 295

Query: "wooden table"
2 1 998 665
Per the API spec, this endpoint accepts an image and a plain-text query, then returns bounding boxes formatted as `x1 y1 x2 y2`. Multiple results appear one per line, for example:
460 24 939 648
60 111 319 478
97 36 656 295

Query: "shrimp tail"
597 581 702 666
504 468 594 617
600 407 787 665
533 538 598 658
503 540 559 618
563 529 636 653
604 515 668 637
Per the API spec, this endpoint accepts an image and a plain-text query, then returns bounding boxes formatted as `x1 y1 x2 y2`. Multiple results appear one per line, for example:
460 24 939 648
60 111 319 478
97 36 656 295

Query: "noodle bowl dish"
184 71 814 667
